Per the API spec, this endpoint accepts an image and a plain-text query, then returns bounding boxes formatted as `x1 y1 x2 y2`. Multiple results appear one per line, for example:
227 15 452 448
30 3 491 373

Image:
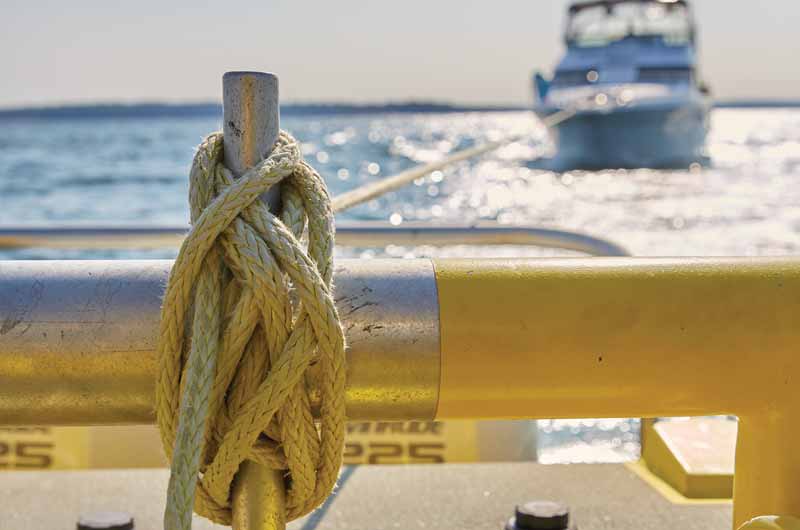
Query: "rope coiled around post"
155 131 346 529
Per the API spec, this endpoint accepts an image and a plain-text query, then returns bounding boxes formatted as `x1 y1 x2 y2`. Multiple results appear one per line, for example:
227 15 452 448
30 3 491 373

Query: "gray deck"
1 463 731 530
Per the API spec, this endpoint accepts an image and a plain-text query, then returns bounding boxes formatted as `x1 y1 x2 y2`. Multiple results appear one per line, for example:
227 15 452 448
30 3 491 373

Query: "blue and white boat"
533 0 711 170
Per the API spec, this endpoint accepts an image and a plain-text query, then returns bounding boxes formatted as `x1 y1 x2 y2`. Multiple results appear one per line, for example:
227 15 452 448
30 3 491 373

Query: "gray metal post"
223 71 281 212
222 71 285 530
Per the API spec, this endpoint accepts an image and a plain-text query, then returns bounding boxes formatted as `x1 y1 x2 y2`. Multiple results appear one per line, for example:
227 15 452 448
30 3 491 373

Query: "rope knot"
156 131 346 529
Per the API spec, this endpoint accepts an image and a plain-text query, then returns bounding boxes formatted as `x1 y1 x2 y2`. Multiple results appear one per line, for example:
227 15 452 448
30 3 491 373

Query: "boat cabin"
552 0 699 89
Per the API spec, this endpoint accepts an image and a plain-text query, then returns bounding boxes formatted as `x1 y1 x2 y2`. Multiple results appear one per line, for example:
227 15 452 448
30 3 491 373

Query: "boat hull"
536 100 709 170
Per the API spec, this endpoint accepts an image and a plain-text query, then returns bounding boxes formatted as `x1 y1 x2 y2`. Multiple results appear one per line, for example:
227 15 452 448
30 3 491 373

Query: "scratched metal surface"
0 259 440 424
0 463 730 530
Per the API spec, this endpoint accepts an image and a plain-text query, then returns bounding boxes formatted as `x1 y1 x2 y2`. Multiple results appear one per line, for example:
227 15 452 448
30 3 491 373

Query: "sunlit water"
1 108 797 462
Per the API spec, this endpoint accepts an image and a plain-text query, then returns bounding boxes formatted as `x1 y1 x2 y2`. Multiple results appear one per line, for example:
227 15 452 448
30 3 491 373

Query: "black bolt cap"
77 511 134 530
507 501 570 530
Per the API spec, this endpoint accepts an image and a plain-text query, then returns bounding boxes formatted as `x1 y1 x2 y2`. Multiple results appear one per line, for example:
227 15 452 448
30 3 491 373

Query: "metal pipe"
0 224 628 257
334 223 629 256
433 257 800 418
222 71 284 530
223 71 281 212
4 256 800 423
0 259 439 424
231 460 286 530
3 256 800 528
0 227 188 249
434 256 800 528
431 257 800 529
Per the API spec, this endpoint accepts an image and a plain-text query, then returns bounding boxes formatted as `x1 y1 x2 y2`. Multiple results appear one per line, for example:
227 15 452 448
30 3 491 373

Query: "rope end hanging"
156 130 346 530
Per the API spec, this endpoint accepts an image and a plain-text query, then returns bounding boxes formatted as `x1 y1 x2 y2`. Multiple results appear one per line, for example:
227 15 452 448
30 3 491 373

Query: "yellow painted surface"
433 258 800 419
0 421 536 469
343 421 479 464
0 426 164 470
642 418 735 499
433 258 800 528
0 427 88 469
625 460 732 506
734 413 800 528
86 425 167 469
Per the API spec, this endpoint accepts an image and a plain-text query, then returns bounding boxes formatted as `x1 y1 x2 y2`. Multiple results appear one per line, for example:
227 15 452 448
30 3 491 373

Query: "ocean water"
1 108 798 462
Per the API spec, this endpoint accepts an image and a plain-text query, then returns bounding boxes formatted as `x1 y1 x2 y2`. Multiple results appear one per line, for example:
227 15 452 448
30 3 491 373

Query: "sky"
1 1 799 108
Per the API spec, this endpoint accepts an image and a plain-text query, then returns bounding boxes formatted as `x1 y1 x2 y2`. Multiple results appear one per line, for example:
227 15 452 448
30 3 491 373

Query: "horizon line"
1 98 799 118
0 99 527 113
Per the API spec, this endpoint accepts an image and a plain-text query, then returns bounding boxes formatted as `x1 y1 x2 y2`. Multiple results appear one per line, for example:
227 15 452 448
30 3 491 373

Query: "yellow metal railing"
2 257 800 529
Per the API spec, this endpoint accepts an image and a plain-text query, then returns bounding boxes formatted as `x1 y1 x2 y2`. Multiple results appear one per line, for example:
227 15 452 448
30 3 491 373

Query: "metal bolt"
506 501 572 530
76 511 134 530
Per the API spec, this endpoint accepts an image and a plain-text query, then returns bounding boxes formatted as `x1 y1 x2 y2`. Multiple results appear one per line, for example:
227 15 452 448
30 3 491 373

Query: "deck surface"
2 462 731 530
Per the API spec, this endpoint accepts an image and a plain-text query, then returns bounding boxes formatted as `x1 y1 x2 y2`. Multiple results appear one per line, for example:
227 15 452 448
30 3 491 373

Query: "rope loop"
155 130 346 529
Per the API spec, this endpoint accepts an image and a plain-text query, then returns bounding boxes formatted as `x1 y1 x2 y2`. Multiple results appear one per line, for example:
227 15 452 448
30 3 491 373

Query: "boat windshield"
566 1 693 47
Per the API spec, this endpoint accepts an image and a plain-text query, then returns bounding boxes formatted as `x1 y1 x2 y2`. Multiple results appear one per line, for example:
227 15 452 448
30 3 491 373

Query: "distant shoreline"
713 100 800 109
0 102 526 120
0 100 798 119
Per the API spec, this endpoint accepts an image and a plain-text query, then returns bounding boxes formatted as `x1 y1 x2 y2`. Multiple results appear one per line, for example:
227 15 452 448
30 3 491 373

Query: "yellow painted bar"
735 413 800 527
433 257 800 528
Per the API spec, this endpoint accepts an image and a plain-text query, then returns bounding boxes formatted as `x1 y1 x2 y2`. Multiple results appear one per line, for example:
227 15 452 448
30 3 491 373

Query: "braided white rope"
156 131 346 529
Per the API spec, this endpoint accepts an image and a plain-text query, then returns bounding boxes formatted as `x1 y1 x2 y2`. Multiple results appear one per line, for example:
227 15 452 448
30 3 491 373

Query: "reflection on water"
1 108 798 461
537 418 641 464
